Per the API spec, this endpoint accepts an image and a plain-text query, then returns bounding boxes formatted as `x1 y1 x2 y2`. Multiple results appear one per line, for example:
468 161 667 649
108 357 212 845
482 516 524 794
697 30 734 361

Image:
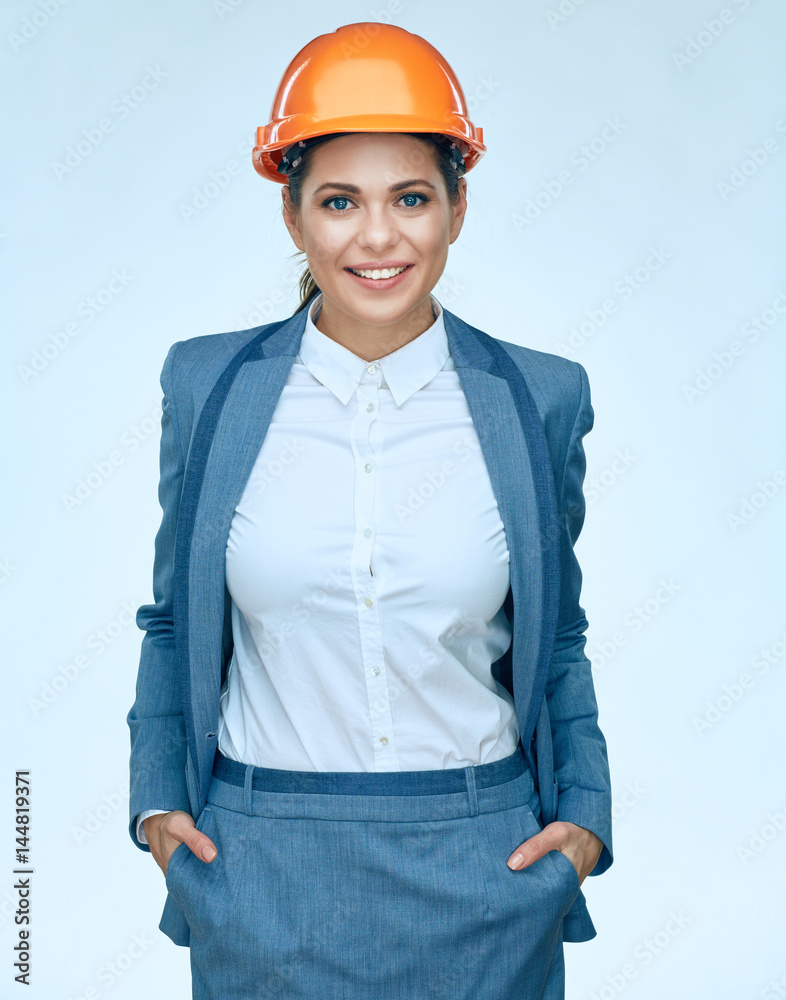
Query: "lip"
344 263 414 291
345 260 413 270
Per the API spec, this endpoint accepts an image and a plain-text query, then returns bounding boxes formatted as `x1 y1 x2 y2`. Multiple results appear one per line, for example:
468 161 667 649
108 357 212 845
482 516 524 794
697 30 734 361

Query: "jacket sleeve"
126 341 192 852
547 361 613 876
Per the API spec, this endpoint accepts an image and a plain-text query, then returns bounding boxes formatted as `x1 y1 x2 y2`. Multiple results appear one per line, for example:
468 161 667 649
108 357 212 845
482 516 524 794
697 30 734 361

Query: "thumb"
183 827 217 863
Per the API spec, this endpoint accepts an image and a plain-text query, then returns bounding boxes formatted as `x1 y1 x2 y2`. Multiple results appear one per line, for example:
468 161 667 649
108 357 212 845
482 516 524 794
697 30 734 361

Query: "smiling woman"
279 131 467 360
127 20 613 1000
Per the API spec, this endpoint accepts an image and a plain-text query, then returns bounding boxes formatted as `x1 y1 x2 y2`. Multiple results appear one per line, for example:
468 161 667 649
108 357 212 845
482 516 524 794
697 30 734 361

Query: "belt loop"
243 763 255 814
464 765 479 817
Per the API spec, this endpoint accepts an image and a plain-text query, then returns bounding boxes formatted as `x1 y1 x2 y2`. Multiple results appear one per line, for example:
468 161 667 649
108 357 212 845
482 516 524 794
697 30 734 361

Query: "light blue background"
2 1 785 997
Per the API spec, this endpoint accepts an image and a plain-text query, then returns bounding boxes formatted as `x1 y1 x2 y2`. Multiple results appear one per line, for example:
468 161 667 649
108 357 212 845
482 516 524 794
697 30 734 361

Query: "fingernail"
508 853 524 870
202 846 217 862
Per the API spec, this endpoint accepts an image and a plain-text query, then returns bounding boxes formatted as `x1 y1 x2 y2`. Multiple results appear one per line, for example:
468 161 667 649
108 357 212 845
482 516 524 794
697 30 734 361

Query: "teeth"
350 266 408 280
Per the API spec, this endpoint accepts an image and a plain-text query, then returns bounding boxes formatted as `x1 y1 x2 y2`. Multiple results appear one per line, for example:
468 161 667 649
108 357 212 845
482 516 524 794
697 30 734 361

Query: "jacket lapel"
443 311 560 774
173 310 308 801
174 305 559 804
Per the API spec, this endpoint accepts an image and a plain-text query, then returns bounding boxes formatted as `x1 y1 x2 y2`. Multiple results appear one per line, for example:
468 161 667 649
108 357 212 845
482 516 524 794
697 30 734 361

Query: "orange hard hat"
253 22 486 183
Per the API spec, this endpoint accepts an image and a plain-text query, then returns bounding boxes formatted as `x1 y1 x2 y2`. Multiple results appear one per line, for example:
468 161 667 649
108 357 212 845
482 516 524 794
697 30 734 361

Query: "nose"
356 203 400 255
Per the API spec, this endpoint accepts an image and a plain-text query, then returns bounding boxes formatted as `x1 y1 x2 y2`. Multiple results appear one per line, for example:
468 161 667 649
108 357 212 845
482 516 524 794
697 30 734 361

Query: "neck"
313 296 437 363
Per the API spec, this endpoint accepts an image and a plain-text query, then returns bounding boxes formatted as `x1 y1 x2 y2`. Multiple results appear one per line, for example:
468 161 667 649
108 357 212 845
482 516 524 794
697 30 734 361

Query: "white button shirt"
136 292 519 843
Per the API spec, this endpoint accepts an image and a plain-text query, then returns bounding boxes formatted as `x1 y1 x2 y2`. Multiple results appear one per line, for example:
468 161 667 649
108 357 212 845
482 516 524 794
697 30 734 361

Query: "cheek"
417 233 450 271
304 232 343 271
410 216 452 260
298 212 346 269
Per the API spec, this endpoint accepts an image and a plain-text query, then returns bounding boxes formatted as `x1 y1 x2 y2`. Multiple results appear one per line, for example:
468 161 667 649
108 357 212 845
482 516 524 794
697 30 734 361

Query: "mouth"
344 264 414 290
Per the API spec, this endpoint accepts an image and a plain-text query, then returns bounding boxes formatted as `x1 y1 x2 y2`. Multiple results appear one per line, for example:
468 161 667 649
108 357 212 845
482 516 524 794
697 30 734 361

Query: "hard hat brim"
253 116 485 183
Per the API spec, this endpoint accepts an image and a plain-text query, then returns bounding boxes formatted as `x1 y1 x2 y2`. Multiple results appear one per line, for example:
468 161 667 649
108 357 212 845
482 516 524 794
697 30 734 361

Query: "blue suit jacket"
127 304 613 945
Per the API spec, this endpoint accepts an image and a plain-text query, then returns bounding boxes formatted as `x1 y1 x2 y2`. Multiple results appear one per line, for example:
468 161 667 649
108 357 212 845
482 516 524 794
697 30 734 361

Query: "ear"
281 185 305 251
448 177 468 245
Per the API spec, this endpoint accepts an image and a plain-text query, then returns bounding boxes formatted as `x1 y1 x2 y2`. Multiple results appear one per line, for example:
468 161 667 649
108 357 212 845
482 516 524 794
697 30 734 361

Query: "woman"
127 22 613 1000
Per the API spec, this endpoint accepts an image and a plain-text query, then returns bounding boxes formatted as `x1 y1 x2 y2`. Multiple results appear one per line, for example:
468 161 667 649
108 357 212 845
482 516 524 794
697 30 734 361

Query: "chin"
322 283 434 323
344 301 423 327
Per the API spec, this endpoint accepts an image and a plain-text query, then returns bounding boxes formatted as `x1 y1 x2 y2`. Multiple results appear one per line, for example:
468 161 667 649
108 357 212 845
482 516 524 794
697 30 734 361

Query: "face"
281 132 467 331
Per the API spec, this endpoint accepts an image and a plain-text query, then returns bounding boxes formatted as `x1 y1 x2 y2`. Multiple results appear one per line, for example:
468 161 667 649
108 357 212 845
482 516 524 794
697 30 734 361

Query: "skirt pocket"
162 805 223 934
163 805 211 890
464 800 575 997
548 844 581 907
476 798 580 930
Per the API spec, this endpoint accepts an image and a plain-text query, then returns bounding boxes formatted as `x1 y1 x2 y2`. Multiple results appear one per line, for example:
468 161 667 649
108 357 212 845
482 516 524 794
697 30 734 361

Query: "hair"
283 133 464 315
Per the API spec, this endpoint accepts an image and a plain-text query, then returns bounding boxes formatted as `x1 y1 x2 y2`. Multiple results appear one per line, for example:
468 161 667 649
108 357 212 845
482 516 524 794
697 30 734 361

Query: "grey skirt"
162 743 580 999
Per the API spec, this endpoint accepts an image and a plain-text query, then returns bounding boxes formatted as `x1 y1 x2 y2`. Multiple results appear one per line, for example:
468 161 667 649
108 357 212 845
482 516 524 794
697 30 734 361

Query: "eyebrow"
312 179 438 195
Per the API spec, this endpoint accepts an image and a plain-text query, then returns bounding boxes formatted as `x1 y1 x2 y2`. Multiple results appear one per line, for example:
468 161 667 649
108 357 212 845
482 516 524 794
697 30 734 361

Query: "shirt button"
366 403 375 412
379 736 389 746
367 364 377 374
364 463 373 473
364 528 372 538
370 666 380 676
364 597 373 608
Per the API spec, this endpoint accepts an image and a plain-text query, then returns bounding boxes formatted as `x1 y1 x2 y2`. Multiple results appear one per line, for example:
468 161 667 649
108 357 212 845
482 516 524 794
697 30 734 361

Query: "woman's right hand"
143 810 218 876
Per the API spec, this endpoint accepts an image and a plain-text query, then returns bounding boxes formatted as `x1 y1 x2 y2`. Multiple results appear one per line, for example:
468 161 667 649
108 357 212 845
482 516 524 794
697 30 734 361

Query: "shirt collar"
295 292 452 406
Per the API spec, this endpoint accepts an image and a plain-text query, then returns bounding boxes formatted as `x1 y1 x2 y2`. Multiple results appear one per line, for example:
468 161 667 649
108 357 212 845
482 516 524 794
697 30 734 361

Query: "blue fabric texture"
161 744 578 999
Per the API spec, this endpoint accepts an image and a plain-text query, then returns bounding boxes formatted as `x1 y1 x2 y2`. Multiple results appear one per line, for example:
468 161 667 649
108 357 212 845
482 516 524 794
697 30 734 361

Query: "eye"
323 196 352 211
399 192 429 208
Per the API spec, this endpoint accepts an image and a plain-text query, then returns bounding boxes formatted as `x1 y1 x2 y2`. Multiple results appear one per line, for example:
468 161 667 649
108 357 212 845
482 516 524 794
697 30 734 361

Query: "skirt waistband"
212 742 528 797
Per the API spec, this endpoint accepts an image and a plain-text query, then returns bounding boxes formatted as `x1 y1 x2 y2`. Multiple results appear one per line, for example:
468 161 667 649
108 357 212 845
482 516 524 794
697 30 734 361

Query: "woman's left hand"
506 821 603 886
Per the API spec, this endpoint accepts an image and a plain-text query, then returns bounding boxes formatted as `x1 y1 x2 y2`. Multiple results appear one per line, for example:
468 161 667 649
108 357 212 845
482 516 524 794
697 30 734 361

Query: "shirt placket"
350 361 397 770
